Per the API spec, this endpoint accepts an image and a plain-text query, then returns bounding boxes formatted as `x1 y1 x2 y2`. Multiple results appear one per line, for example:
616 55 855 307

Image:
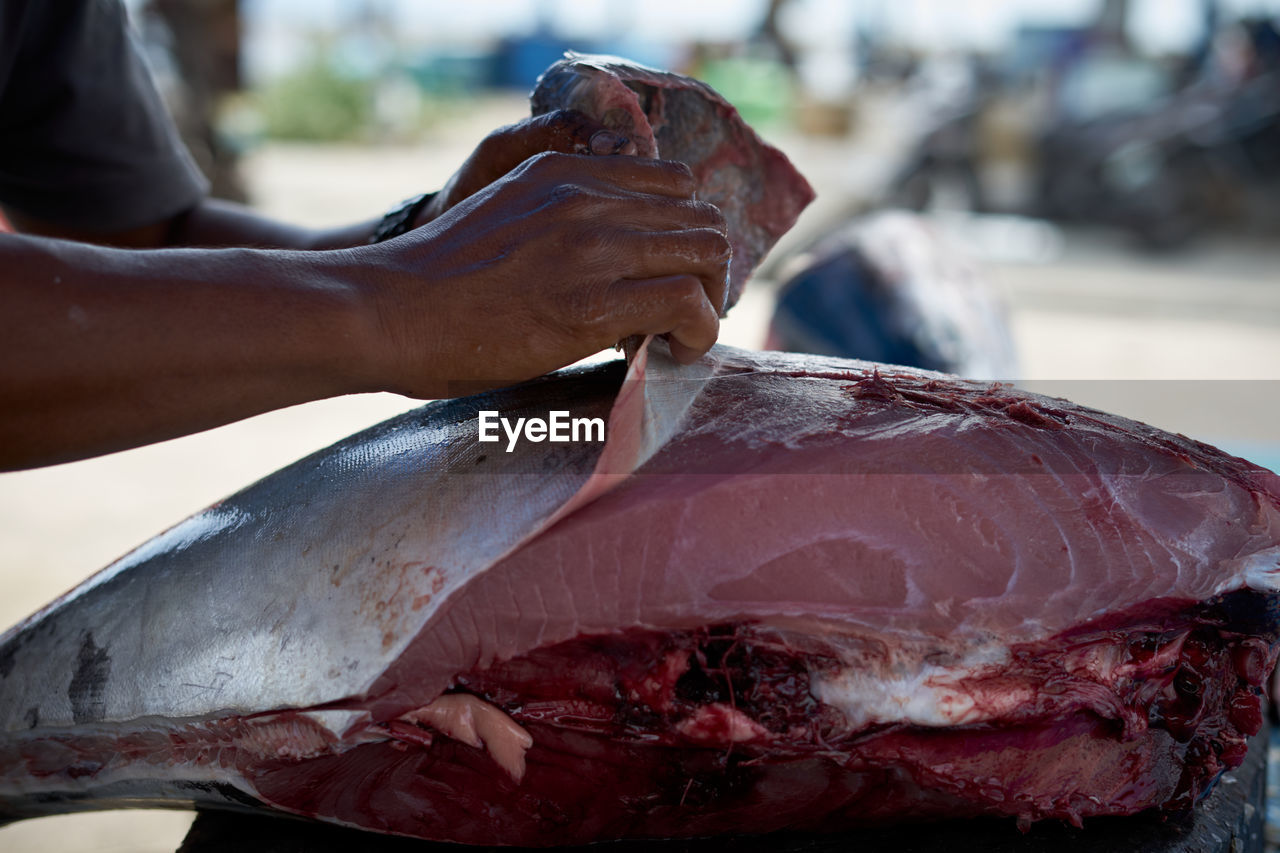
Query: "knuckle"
528 149 564 167
693 227 733 261
481 119 521 149
694 201 727 231
519 150 575 179
547 180 591 209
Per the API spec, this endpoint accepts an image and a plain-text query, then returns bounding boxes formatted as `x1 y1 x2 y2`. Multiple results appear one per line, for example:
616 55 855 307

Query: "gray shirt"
0 0 207 232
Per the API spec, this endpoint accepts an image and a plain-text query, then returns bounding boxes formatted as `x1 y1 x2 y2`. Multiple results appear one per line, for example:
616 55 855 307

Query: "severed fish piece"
532 52 816 311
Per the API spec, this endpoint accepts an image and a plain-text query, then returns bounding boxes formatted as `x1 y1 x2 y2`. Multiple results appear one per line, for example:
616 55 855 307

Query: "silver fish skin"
0 362 627 818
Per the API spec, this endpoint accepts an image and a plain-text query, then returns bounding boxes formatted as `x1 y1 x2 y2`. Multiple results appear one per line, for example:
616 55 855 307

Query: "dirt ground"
2 95 1278 851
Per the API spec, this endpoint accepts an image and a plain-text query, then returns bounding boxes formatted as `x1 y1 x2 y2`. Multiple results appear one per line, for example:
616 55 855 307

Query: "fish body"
2 343 1279 845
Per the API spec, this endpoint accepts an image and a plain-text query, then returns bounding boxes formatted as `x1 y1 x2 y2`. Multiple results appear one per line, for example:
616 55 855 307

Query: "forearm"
0 234 382 470
169 198 379 250
4 198 379 251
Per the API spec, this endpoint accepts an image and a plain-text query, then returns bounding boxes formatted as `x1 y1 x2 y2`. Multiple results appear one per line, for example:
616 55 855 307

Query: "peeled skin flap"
360 335 712 722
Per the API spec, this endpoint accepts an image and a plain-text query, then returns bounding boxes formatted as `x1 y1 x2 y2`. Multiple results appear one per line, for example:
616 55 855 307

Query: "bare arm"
0 234 373 468
4 111 635 252
0 152 728 471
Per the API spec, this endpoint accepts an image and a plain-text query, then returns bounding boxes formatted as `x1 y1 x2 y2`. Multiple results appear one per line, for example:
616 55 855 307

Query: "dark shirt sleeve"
0 0 208 232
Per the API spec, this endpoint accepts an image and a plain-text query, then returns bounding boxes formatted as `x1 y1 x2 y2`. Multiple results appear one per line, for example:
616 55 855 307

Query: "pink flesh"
355 348 1280 725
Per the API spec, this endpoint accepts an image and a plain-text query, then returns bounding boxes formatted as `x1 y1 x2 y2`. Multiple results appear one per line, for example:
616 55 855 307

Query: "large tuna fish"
1 336 1279 846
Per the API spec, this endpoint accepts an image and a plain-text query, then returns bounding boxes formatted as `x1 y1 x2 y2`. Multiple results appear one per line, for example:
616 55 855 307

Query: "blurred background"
2 0 1279 849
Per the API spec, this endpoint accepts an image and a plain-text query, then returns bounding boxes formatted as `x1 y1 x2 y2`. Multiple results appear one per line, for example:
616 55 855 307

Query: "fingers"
604 195 728 236
505 152 732 317
514 150 697 200
612 227 732 317
517 109 640 157
522 110 606 154
575 225 731 363
491 110 629 166
598 275 722 363
580 155 698 198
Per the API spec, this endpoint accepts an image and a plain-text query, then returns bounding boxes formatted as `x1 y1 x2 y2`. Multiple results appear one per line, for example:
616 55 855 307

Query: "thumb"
514 109 638 160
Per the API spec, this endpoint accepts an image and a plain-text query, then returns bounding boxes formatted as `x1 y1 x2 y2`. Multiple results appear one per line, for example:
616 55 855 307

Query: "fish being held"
532 52 816 310
1 338 1279 845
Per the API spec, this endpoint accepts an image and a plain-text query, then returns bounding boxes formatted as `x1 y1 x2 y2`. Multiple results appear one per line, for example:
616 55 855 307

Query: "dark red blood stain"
235 604 1280 845
1228 691 1264 734
846 371 902 403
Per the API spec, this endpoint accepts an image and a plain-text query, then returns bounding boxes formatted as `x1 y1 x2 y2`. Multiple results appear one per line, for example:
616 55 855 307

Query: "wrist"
319 243 448 398
274 247 392 396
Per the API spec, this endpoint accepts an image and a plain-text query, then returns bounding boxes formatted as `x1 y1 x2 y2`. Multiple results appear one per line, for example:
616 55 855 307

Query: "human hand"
416 110 639 226
350 151 730 398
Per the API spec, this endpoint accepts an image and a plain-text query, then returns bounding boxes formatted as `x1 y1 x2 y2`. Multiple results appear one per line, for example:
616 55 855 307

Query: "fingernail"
589 130 629 155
